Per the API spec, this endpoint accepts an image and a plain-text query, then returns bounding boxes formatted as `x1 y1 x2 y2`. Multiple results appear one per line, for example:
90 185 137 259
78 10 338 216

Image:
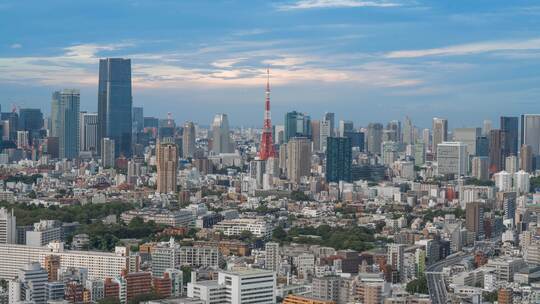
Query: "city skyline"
1 1 540 126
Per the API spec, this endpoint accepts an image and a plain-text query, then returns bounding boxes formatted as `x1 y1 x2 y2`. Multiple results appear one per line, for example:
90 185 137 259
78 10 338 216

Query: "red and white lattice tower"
258 68 276 160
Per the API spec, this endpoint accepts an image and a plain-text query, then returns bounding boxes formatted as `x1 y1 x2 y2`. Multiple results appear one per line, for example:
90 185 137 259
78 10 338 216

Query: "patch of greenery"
290 191 310 201
79 217 165 251
406 276 428 294
423 208 465 222
0 201 134 226
465 178 495 187
531 176 540 192
274 224 376 252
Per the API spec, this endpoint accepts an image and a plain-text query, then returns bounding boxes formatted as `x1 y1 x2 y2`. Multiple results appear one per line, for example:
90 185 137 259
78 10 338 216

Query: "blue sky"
1 0 540 128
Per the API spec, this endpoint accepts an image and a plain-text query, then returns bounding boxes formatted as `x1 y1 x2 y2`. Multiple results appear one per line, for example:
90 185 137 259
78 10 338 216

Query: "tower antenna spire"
259 67 276 160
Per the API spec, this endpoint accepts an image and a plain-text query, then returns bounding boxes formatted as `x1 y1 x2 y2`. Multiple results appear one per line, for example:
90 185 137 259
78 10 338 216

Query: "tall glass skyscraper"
500 116 518 156
326 136 352 183
55 89 80 159
98 58 133 157
284 111 311 142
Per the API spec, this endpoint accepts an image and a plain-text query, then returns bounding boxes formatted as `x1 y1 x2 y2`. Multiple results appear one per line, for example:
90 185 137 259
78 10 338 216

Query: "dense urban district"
0 58 539 304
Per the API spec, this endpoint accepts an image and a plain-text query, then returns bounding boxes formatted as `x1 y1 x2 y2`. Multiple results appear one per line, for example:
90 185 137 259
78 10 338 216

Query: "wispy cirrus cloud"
0 39 424 89
385 37 540 58
277 0 402 10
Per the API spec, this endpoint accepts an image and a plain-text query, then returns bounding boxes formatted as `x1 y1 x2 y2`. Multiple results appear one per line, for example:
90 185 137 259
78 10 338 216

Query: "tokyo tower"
258 68 276 160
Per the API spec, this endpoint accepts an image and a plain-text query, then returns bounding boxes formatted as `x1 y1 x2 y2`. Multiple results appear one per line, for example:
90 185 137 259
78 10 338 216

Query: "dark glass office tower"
326 137 352 183
500 116 518 156
284 111 311 142
19 109 43 132
98 58 132 157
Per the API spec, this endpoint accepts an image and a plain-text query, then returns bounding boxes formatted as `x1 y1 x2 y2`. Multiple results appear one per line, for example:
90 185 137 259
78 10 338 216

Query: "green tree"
483 290 498 302
406 276 428 294
181 266 192 284
272 226 288 243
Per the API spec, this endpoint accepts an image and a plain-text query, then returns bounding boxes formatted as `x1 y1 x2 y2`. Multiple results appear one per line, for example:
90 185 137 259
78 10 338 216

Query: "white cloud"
10 43 22 49
262 56 314 66
277 0 402 10
0 39 423 89
211 58 246 68
385 38 540 58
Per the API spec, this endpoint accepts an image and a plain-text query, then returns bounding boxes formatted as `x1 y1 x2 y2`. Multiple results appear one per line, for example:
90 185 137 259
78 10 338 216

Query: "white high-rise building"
219 269 275 304
494 171 513 192
0 208 16 244
453 127 481 156
211 114 232 154
514 170 530 195
422 129 430 149
16 131 29 149
432 117 448 156
319 120 331 152
403 116 414 145
265 242 280 272
9 262 48 304
388 244 405 282
436 142 468 176
26 220 62 247
101 137 115 168
0 242 134 281
80 112 98 154
483 120 492 136
188 269 275 304
505 155 518 174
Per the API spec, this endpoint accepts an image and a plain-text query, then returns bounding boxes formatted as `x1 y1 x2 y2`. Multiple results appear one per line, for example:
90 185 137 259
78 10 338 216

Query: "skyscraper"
366 123 383 154
286 137 312 184
338 120 354 137
156 141 178 193
402 116 414 145
489 129 506 173
386 120 401 143
55 89 80 159
437 142 468 176
0 208 16 244
483 119 492 136
319 120 331 152
465 202 484 240
265 242 280 272
500 116 519 156
387 244 405 283
211 114 232 154
258 69 276 160
182 121 196 158
471 156 489 181
284 111 311 142
521 114 540 168
98 58 133 157
132 106 144 133
323 112 335 136
326 137 352 183
50 92 61 137
432 117 448 156
520 144 533 172
80 112 98 154
18 108 43 135
311 120 321 152
9 263 48 304
453 128 481 156
101 138 115 168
